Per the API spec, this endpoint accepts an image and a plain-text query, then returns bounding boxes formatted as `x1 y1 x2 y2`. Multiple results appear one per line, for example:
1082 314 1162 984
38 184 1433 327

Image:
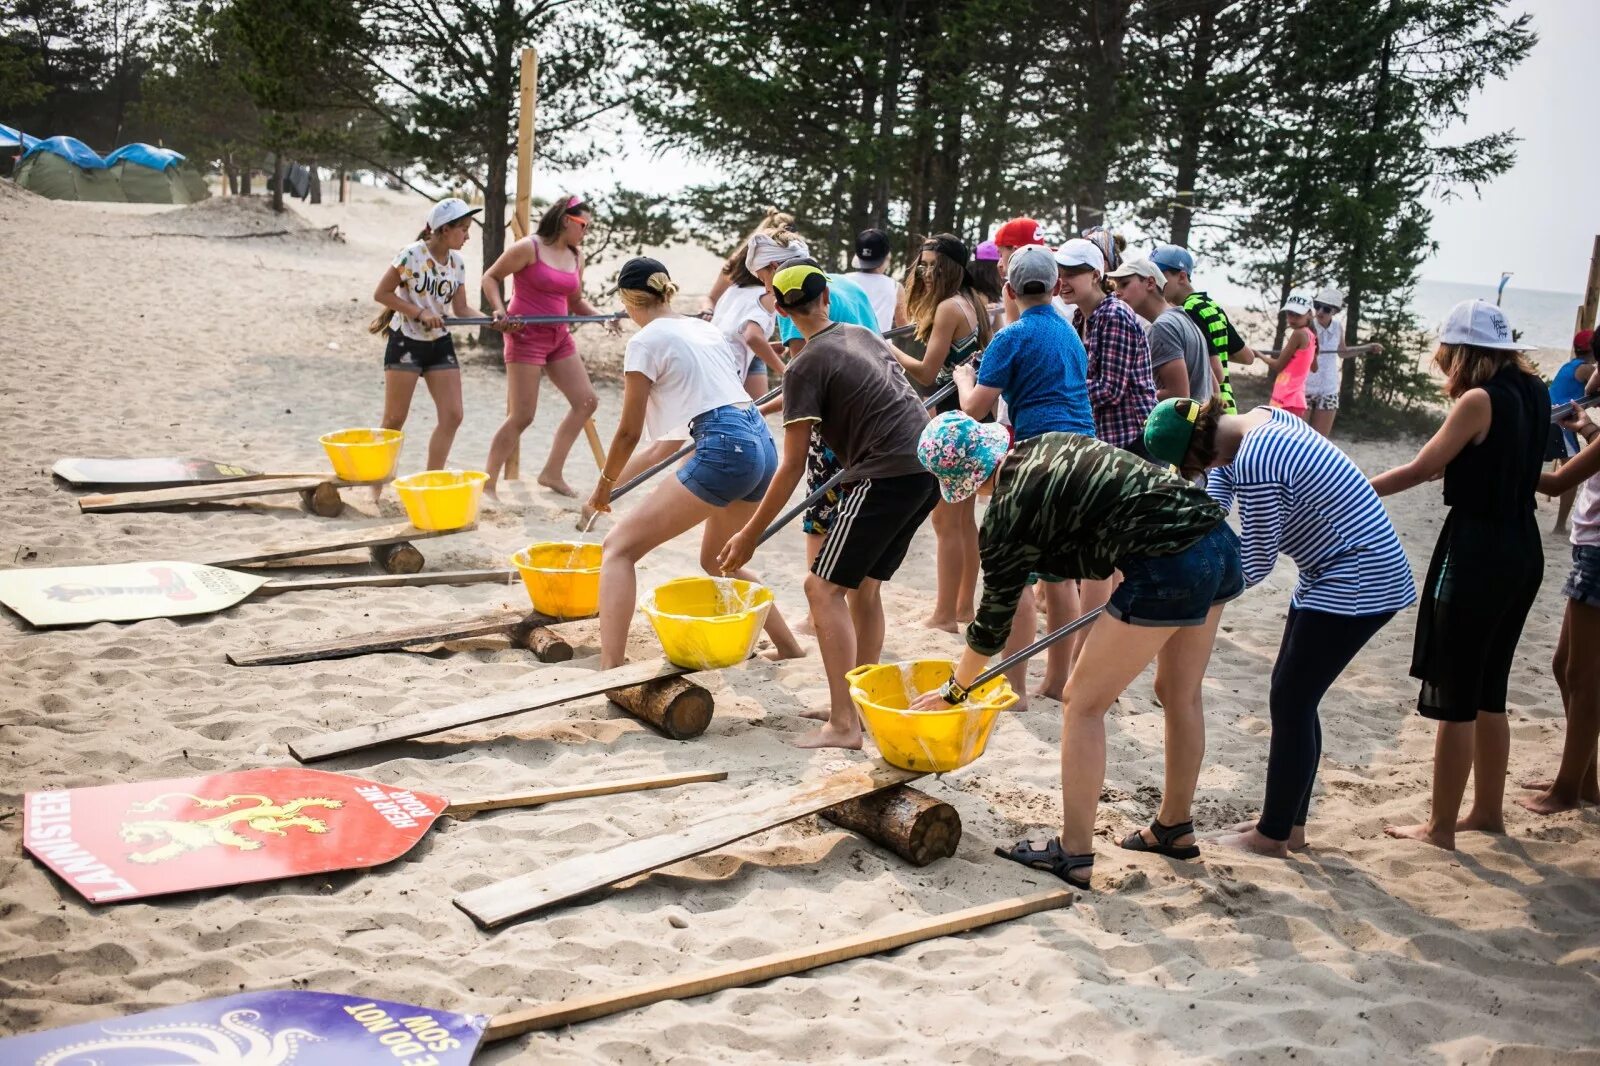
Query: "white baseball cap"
1281 290 1315 316
1054 238 1106 273
1440 299 1533 351
427 197 480 230
1313 286 1344 310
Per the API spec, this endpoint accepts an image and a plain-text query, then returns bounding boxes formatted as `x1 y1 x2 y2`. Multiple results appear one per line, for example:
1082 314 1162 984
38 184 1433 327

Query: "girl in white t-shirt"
586 257 803 670
709 252 786 401
370 197 477 468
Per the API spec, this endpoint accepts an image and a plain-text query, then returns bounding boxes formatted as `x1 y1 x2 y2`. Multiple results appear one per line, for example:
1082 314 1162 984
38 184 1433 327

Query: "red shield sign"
24 767 448 903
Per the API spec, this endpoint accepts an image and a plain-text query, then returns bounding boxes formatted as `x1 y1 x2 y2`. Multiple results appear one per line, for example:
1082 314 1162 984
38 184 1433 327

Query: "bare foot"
1454 811 1505 834
1516 790 1583 815
1518 778 1600 804
537 473 577 498
795 615 816 637
1223 818 1307 851
793 723 863 749
1384 822 1455 849
766 635 805 661
1034 680 1065 702
1215 828 1291 858
483 482 501 503
1519 777 1554 792
799 707 830 721
922 613 960 633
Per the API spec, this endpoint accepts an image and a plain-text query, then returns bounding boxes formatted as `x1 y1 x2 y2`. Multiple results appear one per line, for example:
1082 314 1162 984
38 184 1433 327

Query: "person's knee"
601 528 642 566
507 409 536 432
574 391 599 417
804 572 846 606
436 405 464 432
1153 671 1197 713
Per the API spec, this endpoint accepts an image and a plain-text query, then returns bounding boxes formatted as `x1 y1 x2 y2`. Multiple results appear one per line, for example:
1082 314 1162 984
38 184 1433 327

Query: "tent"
14 138 209 204
0 122 39 151
104 143 208 204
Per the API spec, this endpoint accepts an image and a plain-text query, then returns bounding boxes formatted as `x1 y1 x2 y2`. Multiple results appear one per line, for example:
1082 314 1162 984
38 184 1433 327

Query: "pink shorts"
504 324 577 366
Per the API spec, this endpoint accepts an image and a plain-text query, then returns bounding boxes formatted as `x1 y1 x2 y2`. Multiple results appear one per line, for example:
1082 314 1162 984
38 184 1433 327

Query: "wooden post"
369 541 424 575
606 676 713 739
1581 234 1600 333
820 786 961 867
509 617 574 662
298 483 346 517
505 47 538 483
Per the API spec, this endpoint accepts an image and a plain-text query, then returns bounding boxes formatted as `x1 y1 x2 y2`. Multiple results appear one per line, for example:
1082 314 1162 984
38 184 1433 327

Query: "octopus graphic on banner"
24 768 448 902
0 990 487 1065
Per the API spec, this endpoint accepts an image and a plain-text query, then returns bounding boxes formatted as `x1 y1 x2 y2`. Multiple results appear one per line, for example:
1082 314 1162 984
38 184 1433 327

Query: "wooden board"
454 761 924 927
227 608 535 667
290 657 688 762
78 476 378 513
201 521 472 567
53 456 285 486
443 770 728 818
483 889 1072 1039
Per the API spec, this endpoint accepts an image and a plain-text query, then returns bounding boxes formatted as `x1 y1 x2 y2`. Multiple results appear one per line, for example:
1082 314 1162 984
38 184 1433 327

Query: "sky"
543 0 1590 298
1421 0 1596 295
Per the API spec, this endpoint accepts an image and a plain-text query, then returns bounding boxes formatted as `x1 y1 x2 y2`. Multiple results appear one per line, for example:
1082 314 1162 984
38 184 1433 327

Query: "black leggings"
1257 606 1396 841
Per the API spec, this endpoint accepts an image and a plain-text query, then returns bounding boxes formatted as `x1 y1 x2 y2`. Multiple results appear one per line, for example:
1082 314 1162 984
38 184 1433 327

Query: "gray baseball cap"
1006 244 1058 296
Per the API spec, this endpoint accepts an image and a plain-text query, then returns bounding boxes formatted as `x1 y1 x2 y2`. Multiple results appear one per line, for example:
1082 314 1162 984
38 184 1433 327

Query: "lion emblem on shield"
120 793 344 864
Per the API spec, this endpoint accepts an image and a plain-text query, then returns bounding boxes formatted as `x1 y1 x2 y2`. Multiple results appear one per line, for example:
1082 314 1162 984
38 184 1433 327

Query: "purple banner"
0 989 487 1065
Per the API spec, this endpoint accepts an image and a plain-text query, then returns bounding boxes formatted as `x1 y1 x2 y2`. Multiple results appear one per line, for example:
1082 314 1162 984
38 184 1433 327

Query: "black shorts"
384 331 460 374
811 472 939 590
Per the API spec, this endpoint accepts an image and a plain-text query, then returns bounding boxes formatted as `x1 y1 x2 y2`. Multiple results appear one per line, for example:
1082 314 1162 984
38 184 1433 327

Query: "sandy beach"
1 184 1597 1064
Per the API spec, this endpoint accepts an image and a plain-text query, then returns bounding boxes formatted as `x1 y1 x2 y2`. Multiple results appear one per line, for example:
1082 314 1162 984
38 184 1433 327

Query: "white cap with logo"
1054 238 1106 273
427 197 480 231
1281 290 1315 316
1440 299 1532 351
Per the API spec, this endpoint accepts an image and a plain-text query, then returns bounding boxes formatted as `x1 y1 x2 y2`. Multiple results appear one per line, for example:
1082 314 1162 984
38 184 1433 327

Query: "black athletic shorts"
384 331 460 374
810 472 939 590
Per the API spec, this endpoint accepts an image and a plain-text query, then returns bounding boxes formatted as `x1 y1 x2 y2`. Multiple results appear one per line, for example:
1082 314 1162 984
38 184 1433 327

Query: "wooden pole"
482 889 1073 1040
443 770 728 819
505 47 538 483
1581 234 1600 334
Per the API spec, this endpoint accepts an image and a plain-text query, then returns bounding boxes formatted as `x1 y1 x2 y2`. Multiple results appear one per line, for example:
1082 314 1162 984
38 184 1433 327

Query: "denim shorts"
1107 522 1244 627
1562 544 1600 609
677 404 776 506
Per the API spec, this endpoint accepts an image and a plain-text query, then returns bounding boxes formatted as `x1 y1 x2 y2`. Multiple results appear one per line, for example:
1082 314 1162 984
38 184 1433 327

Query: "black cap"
854 229 890 268
617 256 670 292
922 234 970 267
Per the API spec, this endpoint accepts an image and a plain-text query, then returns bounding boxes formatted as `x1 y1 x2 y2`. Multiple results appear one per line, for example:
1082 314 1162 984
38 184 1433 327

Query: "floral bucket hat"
917 411 1012 503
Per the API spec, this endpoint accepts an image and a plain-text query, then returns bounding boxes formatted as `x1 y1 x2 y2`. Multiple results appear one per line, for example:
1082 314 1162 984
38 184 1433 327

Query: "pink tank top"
1270 330 1316 410
509 238 580 317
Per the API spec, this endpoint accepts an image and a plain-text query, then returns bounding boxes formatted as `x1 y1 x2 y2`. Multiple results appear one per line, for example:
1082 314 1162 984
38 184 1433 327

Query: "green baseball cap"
1143 397 1203 469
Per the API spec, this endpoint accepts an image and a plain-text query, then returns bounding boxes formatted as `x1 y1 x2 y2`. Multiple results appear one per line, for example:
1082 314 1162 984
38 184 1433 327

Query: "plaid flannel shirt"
1083 294 1158 448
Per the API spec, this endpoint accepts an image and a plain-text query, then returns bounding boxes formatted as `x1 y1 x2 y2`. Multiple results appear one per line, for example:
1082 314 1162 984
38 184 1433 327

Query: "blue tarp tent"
0 123 40 151
15 137 208 203
22 135 106 169
103 143 185 169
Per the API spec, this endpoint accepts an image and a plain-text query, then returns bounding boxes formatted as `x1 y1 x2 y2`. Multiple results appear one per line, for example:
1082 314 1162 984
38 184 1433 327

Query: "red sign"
24 768 448 903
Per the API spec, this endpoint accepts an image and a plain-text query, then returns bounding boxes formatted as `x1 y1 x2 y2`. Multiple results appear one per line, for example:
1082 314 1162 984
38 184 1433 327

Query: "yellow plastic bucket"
642 576 772 670
846 659 1019 773
320 428 403 482
392 470 487 530
513 541 602 619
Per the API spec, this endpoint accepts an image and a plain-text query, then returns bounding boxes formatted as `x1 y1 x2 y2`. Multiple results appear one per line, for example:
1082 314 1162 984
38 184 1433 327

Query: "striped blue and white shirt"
1207 409 1415 616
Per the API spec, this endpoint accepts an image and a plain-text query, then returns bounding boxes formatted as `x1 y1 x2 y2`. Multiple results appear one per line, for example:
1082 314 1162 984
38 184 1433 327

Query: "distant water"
1413 279 1585 350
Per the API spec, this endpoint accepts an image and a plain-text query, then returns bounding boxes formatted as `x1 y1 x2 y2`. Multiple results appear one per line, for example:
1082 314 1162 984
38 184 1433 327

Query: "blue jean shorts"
1107 522 1244 627
677 404 776 506
1562 544 1600 609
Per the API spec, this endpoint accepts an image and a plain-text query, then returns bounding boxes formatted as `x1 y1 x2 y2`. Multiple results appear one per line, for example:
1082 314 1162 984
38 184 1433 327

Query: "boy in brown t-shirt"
718 263 939 748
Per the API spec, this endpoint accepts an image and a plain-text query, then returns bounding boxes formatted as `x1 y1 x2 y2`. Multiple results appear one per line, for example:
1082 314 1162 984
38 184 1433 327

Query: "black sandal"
995 837 1093 889
1119 818 1201 860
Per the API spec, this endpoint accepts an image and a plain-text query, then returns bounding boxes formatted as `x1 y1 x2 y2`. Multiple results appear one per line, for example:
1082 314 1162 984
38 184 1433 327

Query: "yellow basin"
320 427 403 482
847 659 1019 773
392 470 487 530
513 541 602 619
642 576 772 670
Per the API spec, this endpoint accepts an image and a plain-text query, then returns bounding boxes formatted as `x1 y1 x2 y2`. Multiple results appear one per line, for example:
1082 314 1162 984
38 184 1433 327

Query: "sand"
1 184 1597 1065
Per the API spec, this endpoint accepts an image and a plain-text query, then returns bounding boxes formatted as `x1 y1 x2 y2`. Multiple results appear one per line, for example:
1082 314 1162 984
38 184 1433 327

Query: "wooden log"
1582 233 1600 332
454 760 925 927
482 889 1073 1040
369 540 424 574
820 786 961 867
505 47 538 483
607 675 713 739
583 419 607 470
512 620 573 662
299 482 345 517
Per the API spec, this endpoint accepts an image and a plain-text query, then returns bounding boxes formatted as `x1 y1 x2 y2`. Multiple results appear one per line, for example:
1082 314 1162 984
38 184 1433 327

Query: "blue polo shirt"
977 303 1095 440
777 274 879 342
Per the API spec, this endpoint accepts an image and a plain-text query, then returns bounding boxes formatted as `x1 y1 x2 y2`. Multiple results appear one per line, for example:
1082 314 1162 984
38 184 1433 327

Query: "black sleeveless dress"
1410 365 1548 721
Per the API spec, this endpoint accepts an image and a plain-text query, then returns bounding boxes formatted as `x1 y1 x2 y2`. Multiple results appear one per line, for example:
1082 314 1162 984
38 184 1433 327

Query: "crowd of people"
372 198 1597 890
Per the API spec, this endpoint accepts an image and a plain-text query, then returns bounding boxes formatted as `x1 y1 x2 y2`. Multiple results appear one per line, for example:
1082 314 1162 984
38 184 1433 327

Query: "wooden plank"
454 761 925 928
289 657 687 763
483 889 1071 1040
202 521 472 567
226 608 534 667
443 770 729 819
258 568 513 596
506 47 538 483
78 476 379 513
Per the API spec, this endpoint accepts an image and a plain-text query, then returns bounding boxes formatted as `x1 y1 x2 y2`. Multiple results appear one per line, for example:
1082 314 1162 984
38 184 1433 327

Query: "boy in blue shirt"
952 243 1095 708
